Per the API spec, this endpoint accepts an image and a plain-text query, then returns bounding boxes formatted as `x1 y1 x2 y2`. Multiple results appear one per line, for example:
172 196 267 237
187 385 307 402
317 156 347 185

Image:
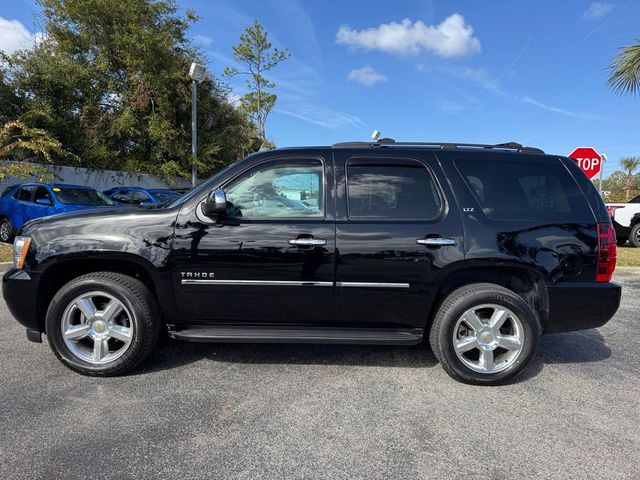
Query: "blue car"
0 183 115 243
103 187 182 207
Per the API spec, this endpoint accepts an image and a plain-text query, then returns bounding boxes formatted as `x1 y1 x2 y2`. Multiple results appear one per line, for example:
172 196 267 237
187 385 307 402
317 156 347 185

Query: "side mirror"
35 198 51 206
202 188 227 217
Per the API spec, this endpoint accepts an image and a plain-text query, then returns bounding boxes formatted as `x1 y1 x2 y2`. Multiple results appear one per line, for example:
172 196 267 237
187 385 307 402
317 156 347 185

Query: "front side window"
34 187 53 205
455 158 592 221
347 161 442 220
225 160 324 218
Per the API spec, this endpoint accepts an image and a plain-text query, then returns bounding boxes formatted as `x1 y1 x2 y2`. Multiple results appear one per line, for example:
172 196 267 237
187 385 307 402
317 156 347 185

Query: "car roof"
13 182 95 190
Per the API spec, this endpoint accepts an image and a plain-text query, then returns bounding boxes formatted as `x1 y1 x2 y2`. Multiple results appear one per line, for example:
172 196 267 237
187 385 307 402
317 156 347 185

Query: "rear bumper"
544 282 621 334
3 268 41 333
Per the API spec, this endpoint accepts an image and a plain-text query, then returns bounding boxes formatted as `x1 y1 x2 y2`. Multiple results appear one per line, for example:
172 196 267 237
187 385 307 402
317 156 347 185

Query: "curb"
614 267 640 276
0 262 12 272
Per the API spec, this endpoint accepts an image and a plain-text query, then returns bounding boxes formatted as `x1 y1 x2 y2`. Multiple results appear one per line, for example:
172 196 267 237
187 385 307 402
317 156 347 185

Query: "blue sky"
2 0 639 176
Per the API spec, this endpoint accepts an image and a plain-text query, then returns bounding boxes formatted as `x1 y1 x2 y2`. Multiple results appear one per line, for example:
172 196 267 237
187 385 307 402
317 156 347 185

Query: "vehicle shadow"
133 329 612 379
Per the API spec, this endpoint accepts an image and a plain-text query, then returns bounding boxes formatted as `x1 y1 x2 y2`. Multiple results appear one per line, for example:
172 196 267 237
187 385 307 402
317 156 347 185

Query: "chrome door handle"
416 237 456 247
288 238 327 247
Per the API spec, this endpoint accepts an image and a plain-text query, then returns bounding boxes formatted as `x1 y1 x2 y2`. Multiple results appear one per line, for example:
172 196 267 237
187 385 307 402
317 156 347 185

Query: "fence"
0 161 192 193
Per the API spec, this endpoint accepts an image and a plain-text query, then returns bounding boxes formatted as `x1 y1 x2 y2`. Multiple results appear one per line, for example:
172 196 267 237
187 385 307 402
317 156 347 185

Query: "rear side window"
14 186 34 202
455 158 592 221
347 161 442 220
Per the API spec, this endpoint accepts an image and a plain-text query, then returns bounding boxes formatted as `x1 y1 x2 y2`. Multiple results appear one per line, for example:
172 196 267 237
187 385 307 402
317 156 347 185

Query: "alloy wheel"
60 291 135 365
452 303 525 374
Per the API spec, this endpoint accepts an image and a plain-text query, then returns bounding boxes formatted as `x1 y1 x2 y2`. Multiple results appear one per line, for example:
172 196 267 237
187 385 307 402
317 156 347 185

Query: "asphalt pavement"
1 272 639 479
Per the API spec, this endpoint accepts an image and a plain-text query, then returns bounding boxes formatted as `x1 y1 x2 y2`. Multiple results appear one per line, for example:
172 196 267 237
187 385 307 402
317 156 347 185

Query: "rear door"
11 185 36 228
333 150 464 329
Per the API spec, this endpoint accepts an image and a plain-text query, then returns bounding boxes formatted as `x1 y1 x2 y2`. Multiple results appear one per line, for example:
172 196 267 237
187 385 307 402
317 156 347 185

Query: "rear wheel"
0 218 13 243
46 272 160 376
429 283 541 385
629 223 640 248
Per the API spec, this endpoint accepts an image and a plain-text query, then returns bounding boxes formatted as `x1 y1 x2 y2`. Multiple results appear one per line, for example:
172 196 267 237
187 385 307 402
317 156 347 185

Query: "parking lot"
0 272 638 480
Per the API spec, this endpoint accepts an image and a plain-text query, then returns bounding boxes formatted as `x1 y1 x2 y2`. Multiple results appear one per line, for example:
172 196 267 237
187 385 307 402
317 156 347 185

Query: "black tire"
0 218 13 243
629 223 640 248
46 272 160 376
429 283 541 386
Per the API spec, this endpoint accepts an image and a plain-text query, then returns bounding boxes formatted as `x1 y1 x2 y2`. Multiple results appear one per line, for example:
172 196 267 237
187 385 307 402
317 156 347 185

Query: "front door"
172 155 336 325
333 151 465 329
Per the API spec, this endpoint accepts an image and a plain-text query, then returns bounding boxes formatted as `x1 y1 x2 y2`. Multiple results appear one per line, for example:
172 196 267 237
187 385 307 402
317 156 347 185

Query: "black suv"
2 140 621 385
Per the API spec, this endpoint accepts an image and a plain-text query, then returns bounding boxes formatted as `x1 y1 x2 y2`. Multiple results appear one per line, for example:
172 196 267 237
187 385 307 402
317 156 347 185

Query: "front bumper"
544 282 621 334
3 269 41 336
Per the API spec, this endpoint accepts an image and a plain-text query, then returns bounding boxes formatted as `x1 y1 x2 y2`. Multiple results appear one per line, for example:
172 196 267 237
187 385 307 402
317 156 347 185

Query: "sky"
1 0 640 176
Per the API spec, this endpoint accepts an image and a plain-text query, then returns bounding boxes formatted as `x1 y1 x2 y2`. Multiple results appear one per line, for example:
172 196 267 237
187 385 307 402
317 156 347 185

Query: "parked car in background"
606 194 640 247
0 183 115 243
103 187 181 207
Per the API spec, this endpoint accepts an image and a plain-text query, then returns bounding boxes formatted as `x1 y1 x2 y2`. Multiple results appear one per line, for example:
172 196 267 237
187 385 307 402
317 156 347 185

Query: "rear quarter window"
455 158 593 222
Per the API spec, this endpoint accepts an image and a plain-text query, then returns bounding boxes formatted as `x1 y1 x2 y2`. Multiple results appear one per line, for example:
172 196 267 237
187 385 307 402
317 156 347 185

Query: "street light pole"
191 79 197 188
188 62 207 188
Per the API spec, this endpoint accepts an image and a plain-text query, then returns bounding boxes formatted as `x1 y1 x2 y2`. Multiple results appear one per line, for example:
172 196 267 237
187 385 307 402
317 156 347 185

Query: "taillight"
596 223 616 282
606 205 623 218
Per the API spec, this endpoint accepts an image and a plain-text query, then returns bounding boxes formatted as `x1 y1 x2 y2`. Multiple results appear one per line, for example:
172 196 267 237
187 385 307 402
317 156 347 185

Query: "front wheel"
0 218 13 243
429 283 541 385
46 272 160 376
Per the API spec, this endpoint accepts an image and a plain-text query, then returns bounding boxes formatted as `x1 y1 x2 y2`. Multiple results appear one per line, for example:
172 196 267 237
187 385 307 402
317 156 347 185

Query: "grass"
617 246 640 267
0 243 11 263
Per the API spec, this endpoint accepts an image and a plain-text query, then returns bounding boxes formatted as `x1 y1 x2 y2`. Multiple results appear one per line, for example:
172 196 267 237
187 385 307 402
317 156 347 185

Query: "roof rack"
331 139 544 154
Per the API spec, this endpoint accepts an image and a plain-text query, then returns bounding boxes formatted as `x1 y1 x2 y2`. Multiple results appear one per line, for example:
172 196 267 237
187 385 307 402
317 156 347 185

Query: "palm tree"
621 157 640 201
608 41 640 95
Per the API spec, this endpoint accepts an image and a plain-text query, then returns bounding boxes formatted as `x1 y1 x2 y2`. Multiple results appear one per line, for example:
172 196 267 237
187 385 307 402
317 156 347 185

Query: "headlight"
13 236 31 269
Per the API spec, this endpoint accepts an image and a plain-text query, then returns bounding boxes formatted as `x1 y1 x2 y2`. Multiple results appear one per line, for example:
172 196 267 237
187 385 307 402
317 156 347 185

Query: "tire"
629 223 640 248
0 218 13 243
429 283 541 386
46 272 160 376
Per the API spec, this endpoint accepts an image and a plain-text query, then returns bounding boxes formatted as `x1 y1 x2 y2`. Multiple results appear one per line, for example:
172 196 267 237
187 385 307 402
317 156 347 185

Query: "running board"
167 325 424 345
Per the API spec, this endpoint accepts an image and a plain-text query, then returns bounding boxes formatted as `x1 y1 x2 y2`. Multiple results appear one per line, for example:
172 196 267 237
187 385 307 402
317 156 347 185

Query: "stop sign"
568 147 602 179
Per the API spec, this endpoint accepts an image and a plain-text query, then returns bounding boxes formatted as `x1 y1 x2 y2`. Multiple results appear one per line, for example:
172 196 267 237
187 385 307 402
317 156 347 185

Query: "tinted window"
112 190 150 204
347 162 442 219
34 187 53 205
225 160 323 218
455 158 592 221
56 188 112 205
150 191 180 204
629 195 640 204
14 187 34 202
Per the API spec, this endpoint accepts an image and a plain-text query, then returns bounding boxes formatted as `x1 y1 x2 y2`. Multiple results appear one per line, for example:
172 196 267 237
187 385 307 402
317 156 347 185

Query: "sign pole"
599 153 607 197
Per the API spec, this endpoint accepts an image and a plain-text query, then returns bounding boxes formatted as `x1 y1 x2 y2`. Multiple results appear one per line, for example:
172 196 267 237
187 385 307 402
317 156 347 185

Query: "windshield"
151 191 181 204
55 188 114 205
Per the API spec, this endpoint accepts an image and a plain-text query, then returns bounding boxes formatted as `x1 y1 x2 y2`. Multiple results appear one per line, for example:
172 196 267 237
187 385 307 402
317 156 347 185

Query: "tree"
608 41 640 95
224 21 290 144
2 0 260 180
621 157 640 201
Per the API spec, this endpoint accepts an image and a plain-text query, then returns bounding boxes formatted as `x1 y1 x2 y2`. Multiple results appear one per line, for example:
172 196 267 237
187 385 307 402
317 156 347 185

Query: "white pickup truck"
607 194 640 247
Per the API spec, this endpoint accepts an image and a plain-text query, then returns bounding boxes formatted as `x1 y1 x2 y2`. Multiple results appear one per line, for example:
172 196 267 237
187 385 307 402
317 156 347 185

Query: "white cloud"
0 17 43 54
583 2 614 20
347 66 388 86
277 105 364 129
336 14 481 58
193 34 213 46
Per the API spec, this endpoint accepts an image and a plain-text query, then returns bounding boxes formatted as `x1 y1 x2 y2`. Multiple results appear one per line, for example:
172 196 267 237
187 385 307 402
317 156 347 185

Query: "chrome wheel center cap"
477 329 497 350
93 320 108 334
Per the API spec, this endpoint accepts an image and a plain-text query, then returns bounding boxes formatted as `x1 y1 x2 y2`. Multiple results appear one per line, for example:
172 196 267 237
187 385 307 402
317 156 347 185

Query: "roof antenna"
371 130 381 143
